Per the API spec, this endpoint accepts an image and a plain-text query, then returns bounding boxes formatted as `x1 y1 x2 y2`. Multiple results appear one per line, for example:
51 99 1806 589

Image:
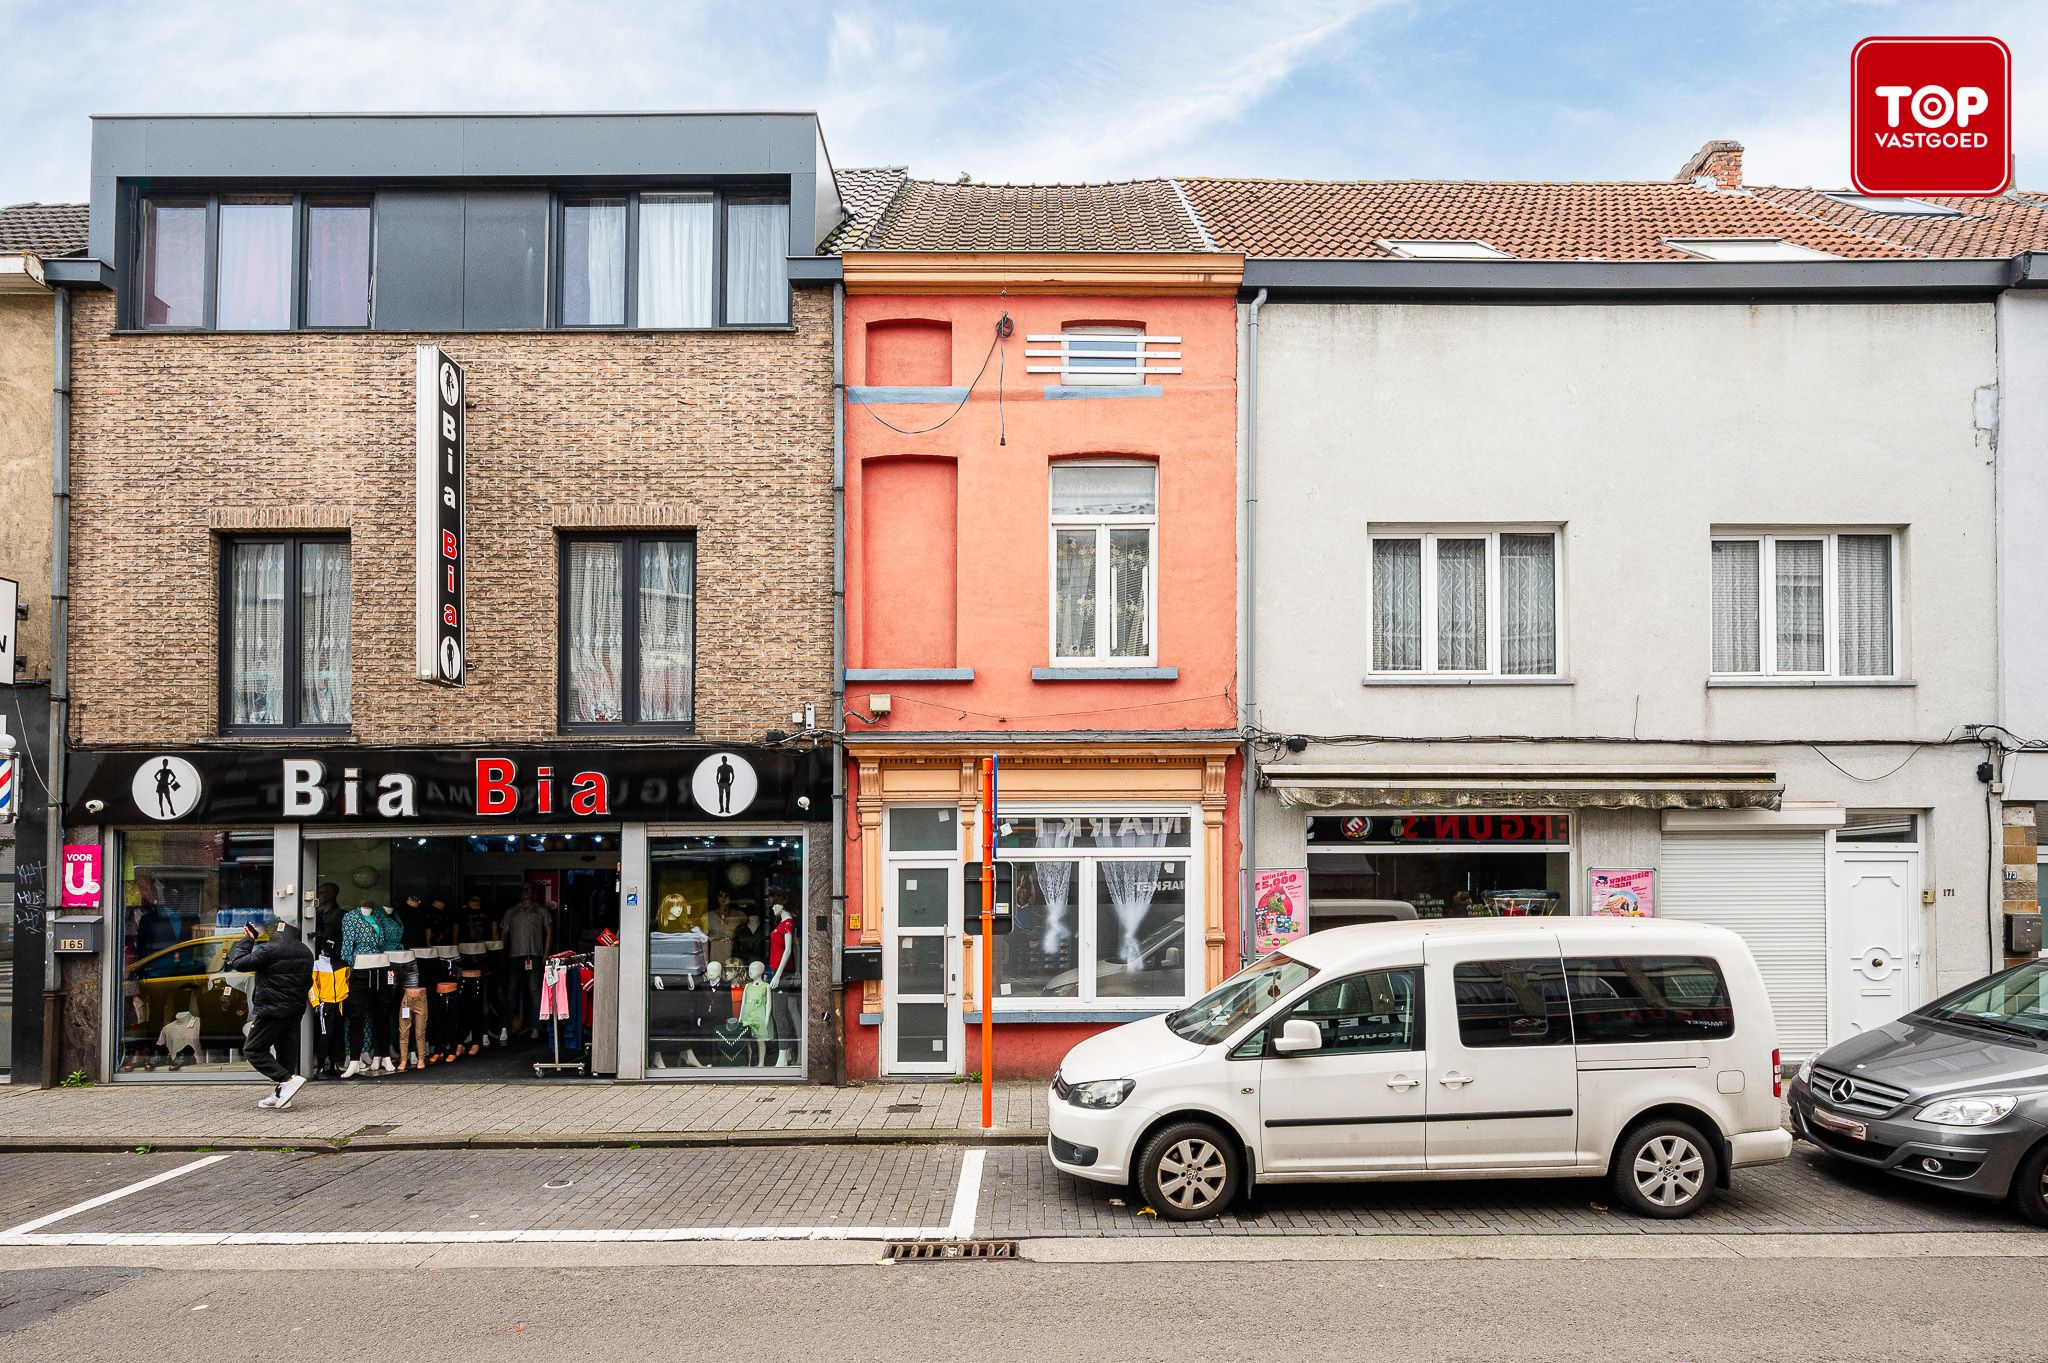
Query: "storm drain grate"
885 1239 1018 1262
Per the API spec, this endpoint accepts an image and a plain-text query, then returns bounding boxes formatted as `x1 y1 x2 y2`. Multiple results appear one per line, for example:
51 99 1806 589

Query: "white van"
1047 917 1792 1220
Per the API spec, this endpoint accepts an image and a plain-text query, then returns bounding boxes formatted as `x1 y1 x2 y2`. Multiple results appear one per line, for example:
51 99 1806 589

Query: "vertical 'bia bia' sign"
415 346 466 685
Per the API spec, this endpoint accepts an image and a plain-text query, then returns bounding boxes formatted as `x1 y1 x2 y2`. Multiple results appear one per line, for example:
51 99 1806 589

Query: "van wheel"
1136 1121 1240 1221
1611 1119 1719 1219
2009 1142 2048 1227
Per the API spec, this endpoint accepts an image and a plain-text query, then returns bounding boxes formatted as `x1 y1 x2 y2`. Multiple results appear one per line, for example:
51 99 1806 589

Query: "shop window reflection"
648 835 804 1073
117 830 274 1075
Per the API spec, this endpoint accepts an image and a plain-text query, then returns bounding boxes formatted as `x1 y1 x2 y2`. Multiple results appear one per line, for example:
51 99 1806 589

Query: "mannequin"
426 945 461 1063
391 948 426 1072
457 941 487 1056
156 1009 201 1071
766 903 800 1067
344 949 393 1076
730 913 765 966
340 902 382 967
310 945 349 1078
312 881 343 953
374 901 406 953
740 960 771 1066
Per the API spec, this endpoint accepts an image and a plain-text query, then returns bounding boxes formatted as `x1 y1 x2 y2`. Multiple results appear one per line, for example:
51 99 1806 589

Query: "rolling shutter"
1660 831 1829 1056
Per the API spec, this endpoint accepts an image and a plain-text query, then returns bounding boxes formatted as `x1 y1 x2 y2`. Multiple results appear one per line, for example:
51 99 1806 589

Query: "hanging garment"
157 1013 201 1059
396 987 428 1064
538 959 571 1022
768 917 795 972
340 911 383 966
375 908 407 953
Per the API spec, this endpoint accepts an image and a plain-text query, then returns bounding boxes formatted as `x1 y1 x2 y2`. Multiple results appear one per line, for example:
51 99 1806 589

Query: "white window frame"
1663 237 1838 262
1376 238 1514 260
975 805 1202 1011
1024 326 1181 386
1366 528 1562 678
1711 531 1900 679
1049 461 1159 668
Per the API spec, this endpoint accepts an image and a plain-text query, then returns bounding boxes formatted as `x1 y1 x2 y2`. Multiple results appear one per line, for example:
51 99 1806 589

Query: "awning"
1265 764 1783 812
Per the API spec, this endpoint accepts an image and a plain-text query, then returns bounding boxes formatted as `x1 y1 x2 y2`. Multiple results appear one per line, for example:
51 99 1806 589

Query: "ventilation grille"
885 1239 1018 1261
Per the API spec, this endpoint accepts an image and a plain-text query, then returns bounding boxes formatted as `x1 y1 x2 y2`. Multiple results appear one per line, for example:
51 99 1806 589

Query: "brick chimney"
1675 139 1744 189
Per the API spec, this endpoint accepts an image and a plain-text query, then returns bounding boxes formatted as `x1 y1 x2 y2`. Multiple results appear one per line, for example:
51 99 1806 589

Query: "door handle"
1386 1075 1420 1091
1438 1071 1474 1088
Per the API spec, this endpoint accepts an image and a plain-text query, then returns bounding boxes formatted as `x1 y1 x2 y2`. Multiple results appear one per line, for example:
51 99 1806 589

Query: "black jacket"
225 924 314 1021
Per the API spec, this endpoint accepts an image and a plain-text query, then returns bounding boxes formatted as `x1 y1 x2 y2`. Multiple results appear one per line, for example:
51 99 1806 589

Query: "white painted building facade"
1242 283 2009 1056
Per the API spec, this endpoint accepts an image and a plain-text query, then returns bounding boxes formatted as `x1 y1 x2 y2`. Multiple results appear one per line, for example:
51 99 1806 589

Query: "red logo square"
1852 36 2011 196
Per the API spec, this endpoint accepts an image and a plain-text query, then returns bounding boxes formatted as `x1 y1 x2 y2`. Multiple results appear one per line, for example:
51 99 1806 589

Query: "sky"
3 0 2046 205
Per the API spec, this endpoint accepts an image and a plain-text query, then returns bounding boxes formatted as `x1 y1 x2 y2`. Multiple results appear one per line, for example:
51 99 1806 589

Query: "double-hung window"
557 191 788 328
220 536 352 733
560 534 697 730
1050 463 1157 666
1712 532 1897 678
1369 530 1560 676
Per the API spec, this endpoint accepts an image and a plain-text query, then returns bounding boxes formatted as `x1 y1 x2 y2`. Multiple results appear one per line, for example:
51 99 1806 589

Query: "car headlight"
1797 1056 1815 1083
1067 1078 1135 1109
1918 1095 2017 1126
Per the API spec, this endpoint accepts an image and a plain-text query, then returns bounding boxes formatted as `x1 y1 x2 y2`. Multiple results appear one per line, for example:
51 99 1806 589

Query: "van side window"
1452 958 1572 1048
1564 956 1734 1043
1284 969 1421 1055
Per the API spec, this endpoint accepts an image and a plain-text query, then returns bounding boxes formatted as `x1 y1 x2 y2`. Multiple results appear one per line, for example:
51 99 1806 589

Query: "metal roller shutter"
1660 831 1829 1056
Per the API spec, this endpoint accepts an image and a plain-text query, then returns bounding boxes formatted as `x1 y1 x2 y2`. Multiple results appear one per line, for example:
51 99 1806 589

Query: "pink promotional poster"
1589 868 1656 918
1254 869 1308 953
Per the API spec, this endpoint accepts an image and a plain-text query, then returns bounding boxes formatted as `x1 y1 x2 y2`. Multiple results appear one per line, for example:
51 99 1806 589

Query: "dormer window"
1663 238 1837 262
1377 239 1514 260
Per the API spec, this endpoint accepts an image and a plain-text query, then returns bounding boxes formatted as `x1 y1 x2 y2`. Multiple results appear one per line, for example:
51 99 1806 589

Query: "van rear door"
1422 935 1579 1169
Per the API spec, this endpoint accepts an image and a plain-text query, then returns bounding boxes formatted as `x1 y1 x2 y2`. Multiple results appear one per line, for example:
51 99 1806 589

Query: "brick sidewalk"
0 1079 1050 1151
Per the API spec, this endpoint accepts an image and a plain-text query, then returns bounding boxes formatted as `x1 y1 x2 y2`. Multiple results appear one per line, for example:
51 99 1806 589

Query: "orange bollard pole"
980 756 996 1130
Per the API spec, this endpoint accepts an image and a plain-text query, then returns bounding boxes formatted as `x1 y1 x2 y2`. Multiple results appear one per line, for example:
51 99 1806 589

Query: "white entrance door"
1829 848 1922 1039
883 863 960 1075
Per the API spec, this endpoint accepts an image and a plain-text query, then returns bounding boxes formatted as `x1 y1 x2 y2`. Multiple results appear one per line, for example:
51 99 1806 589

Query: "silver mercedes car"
1789 959 2048 1225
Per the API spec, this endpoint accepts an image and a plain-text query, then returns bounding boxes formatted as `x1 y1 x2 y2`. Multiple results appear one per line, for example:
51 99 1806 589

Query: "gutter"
43 285 70 1087
1239 287 1267 971
830 279 848 1083
1241 256 2023 301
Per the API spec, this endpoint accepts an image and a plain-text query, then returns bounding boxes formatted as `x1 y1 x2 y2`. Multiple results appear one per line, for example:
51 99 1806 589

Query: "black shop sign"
1308 814 1571 846
68 746 831 827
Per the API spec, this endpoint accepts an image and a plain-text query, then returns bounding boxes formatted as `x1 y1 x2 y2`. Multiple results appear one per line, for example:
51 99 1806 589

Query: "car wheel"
1611 1119 1719 1219
2009 1142 2048 1228
1136 1120 1240 1221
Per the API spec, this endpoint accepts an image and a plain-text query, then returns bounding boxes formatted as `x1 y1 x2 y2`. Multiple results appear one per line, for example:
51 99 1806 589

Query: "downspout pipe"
830 280 849 1083
43 283 71 1087
1239 287 1267 970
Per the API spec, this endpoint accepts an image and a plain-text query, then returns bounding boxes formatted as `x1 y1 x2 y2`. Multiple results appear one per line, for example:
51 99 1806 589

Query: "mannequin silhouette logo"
691 752 758 817
132 756 202 820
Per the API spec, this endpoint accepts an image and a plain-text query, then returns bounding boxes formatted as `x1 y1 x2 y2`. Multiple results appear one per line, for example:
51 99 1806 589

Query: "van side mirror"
1273 1019 1323 1055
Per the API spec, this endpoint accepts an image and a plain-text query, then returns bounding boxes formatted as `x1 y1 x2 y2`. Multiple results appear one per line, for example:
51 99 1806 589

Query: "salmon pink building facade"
833 177 1243 1079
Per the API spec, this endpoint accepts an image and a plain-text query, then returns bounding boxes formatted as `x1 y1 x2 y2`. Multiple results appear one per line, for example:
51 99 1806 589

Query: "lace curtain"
1031 824 1079 953
637 540 695 721
229 543 286 726
638 194 714 327
566 542 624 722
1373 538 1422 670
215 198 294 330
1500 533 1557 675
298 543 352 726
1435 537 1487 670
1054 530 1096 658
1098 822 1172 972
1774 539 1825 671
1837 534 1893 676
1712 540 1761 672
725 199 790 324
1109 528 1151 658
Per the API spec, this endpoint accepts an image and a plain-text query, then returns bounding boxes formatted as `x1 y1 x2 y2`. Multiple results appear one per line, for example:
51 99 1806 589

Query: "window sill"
212 732 358 744
965 1009 1173 1024
557 725 701 737
113 325 799 338
1032 666 1178 681
1360 675 1574 687
848 385 972 405
1706 677 1916 689
845 667 974 682
1042 384 1162 400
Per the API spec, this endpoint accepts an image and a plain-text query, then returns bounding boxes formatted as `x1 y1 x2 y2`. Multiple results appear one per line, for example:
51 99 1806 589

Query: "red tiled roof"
1175 178 1927 260
0 202 88 257
858 178 1206 253
1749 187 2048 259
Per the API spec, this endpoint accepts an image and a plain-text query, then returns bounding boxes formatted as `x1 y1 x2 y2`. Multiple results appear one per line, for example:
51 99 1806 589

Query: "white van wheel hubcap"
1633 1135 1705 1206
1157 1138 1227 1210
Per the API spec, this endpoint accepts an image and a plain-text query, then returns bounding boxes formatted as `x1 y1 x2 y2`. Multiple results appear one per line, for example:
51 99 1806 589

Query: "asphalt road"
0 1256 2039 1363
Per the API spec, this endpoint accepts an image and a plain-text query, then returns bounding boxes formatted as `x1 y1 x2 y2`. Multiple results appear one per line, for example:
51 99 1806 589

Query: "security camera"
84 799 105 814
796 794 812 810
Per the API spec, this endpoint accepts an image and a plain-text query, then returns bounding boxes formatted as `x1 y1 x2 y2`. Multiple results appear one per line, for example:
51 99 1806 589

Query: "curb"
0 1128 1050 1155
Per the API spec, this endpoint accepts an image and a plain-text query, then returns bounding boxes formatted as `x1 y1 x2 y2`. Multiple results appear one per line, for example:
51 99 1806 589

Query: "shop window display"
995 813 1195 1005
1306 814 1572 921
117 830 274 1073
648 835 804 1072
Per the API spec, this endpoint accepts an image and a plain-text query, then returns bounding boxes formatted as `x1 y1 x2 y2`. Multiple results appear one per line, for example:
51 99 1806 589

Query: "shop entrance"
307 831 622 1082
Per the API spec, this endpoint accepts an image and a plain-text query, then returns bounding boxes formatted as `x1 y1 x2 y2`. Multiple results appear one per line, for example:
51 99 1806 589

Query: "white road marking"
0 1147 1000 1248
948 1148 985 1239
0 1154 232 1237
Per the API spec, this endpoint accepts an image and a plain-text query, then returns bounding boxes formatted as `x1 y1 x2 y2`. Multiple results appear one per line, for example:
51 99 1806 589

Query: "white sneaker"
275 1075 308 1109
339 1059 365 1079
499 1028 509 1044
258 1085 282 1109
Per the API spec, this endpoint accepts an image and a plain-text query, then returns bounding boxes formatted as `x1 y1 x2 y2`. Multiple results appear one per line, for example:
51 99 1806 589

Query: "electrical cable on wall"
855 311 1012 438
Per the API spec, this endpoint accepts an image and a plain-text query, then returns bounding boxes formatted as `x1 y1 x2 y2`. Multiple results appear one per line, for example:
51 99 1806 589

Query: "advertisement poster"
1253 869 1308 953
1589 868 1655 918
60 843 103 908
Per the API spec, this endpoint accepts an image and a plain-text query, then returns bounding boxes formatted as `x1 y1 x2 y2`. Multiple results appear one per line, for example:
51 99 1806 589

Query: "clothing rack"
534 950 594 1078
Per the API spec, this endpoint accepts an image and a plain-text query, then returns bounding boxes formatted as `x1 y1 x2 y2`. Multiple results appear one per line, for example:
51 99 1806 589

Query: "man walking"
225 915 314 1109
